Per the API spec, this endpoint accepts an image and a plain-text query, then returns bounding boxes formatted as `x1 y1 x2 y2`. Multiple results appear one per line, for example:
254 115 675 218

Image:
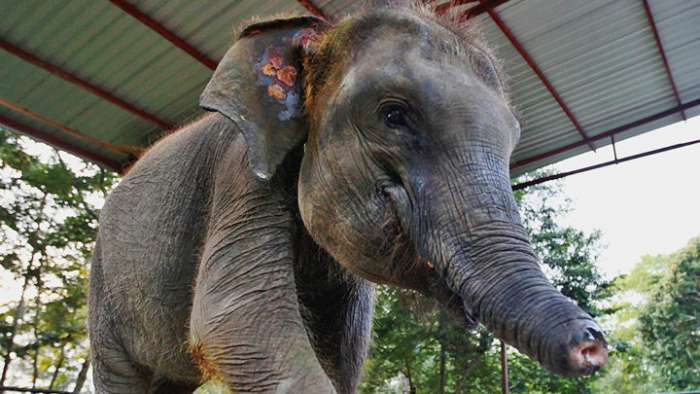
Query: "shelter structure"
2 0 699 177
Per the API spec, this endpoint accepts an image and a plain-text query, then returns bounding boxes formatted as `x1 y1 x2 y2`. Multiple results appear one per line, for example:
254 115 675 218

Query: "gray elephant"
88 3 607 393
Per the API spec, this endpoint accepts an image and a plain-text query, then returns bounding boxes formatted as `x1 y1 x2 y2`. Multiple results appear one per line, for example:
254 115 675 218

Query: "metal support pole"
500 340 509 394
109 0 217 70
0 386 75 394
511 96 700 170
0 39 172 130
512 137 700 190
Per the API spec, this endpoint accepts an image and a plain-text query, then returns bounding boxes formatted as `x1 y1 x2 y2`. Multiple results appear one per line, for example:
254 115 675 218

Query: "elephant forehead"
336 54 479 110
346 10 478 64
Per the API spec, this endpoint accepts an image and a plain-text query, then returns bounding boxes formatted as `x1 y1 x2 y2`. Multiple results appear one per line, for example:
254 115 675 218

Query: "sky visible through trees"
0 129 115 392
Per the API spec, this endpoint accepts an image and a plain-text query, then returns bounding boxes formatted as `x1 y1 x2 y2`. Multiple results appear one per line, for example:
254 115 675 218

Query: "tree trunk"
439 341 446 394
72 353 90 394
438 312 447 394
31 258 46 388
404 362 416 394
2 194 47 390
0 250 37 388
48 343 66 390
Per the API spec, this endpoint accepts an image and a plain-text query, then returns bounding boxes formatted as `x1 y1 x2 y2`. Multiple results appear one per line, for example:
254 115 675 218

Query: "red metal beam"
642 0 686 120
0 115 124 172
479 0 596 152
512 136 700 190
511 95 700 170
0 97 142 157
435 0 478 16
458 0 510 21
109 0 218 70
0 385 75 394
0 39 172 130
296 0 330 21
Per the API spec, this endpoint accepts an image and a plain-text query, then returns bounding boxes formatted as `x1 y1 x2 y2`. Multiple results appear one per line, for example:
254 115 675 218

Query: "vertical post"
500 340 509 394
611 135 619 163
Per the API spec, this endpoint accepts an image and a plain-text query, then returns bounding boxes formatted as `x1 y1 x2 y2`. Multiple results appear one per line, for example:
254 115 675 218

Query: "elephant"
88 2 608 393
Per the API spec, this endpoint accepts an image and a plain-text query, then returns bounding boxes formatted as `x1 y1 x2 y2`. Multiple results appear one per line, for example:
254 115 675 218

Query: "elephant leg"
295 235 375 394
90 319 151 394
90 247 151 394
188 224 335 393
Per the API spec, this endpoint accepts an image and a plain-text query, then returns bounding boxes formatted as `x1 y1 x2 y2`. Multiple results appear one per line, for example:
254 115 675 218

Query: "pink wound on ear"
261 63 277 77
254 45 301 121
293 28 320 52
268 83 287 100
277 66 297 87
268 48 284 69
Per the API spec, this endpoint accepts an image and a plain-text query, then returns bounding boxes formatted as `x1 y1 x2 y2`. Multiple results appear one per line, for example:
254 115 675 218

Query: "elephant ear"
200 16 327 180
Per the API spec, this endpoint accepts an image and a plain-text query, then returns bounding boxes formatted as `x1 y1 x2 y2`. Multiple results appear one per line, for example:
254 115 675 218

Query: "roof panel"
131 0 307 61
0 103 127 169
652 0 700 105
494 0 700 175
2 0 699 174
479 1 585 164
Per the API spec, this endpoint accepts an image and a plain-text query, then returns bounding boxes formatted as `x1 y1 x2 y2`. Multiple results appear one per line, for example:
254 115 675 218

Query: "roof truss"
1 0 697 184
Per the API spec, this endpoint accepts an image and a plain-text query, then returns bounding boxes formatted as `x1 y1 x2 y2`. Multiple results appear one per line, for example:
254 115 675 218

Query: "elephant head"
201 3 607 377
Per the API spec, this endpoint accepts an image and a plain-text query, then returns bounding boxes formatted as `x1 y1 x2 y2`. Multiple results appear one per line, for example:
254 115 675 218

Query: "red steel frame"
296 0 331 21
0 114 123 172
642 0 686 120
109 0 218 71
459 0 510 21
478 0 597 153
435 0 509 20
511 96 700 170
0 39 172 130
435 0 478 15
459 0 694 182
0 97 141 157
512 136 700 190
3 0 694 176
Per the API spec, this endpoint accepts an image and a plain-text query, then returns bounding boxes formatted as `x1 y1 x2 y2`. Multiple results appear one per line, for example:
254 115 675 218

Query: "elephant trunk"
451 223 606 376
410 153 607 377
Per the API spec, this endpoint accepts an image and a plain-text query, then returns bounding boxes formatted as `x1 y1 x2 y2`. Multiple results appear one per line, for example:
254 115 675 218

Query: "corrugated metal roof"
1 0 698 175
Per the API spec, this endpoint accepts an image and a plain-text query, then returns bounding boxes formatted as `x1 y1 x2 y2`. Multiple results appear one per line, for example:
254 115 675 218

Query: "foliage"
361 178 612 393
516 181 612 317
590 237 700 394
0 128 115 391
639 237 700 390
360 287 498 394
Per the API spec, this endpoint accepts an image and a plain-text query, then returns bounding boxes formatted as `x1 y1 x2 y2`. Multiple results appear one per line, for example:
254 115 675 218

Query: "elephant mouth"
381 181 479 330
420 261 479 330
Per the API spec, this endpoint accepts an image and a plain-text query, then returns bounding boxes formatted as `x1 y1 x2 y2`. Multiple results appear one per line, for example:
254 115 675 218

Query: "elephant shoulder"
103 113 246 217
132 113 244 174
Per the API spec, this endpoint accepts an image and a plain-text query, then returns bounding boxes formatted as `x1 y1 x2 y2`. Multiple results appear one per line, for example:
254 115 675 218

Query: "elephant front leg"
295 236 376 394
188 235 335 393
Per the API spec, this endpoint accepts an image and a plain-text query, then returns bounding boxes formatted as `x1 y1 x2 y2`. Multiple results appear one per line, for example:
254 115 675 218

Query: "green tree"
591 253 667 394
639 237 700 390
360 287 498 394
587 236 700 394
0 128 115 391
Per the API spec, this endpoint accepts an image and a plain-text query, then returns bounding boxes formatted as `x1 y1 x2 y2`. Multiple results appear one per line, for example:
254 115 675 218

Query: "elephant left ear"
200 16 327 180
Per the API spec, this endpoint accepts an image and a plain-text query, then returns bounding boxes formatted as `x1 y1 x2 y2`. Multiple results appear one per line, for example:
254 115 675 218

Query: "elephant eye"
383 106 408 129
